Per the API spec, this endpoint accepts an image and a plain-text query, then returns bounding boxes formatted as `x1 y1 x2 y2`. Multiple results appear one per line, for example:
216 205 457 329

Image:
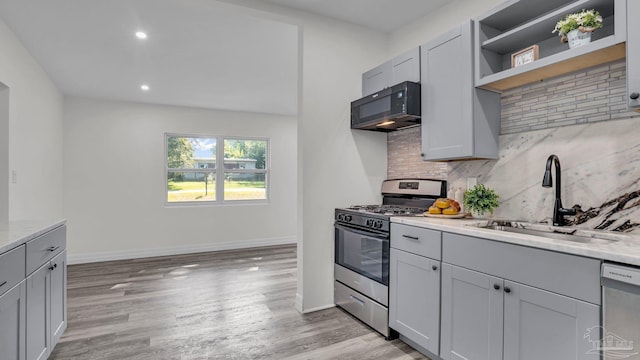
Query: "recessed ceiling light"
140 84 150 91
135 31 147 39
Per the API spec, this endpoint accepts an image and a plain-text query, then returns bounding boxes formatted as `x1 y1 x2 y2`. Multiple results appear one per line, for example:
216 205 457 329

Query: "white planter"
567 29 592 49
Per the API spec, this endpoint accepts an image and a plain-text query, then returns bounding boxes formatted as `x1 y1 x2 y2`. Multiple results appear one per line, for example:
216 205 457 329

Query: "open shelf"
475 0 625 92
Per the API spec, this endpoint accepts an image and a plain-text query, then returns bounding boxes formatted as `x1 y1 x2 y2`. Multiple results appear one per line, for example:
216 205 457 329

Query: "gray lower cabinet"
26 263 50 360
440 263 503 360
26 250 66 360
0 281 27 360
441 232 601 359
389 248 440 355
441 263 600 360
0 225 66 360
503 281 600 360
420 20 500 161
389 223 441 356
50 250 67 346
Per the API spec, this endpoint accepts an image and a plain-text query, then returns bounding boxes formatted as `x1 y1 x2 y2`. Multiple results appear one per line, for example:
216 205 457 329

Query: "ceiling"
262 0 449 33
0 0 444 115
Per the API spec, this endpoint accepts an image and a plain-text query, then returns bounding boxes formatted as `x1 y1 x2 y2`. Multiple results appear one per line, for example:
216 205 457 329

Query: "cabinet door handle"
494 284 501 290
504 286 511 294
402 234 419 240
0 281 6 288
349 295 366 307
432 265 438 271
47 246 60 252
631 92 640 100
49 265 55 271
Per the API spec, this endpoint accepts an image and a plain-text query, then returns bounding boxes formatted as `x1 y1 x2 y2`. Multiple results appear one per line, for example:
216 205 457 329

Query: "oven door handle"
334 224 389 240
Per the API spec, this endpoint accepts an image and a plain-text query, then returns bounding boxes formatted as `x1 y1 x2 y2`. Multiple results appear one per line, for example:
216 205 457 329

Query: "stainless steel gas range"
333 178 447 338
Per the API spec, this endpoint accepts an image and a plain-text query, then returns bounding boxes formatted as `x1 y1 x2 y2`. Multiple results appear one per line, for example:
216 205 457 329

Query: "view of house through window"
166 134 268 203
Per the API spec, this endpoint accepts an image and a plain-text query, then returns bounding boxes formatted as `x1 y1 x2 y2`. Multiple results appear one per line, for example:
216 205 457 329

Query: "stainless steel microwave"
350 81 421 132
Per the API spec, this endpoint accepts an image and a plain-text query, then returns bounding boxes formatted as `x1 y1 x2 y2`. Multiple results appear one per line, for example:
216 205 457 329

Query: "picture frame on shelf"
511 45 539 68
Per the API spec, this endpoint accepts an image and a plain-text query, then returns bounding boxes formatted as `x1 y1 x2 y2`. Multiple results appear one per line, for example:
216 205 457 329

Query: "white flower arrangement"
552 9 603 37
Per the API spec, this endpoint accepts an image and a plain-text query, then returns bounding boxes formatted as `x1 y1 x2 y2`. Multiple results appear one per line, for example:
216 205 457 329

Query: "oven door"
334 223 389 286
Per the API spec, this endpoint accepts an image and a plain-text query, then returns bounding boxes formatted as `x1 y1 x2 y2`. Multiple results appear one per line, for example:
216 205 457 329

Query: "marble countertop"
0 219 67 254
392 216 640 267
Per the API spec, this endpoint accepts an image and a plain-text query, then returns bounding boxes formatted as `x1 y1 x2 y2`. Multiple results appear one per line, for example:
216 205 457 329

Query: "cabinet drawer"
334 280 388 337
0 246 26 297
442 232 601 305
391 223 441 259
26 225 66 275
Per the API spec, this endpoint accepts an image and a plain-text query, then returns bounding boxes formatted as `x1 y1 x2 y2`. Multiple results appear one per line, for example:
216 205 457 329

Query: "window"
166 134 268 204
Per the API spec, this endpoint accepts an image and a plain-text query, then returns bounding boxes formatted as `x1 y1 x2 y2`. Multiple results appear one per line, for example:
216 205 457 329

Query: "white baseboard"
295 293 303 313
68 236 297 264
302 303 335 314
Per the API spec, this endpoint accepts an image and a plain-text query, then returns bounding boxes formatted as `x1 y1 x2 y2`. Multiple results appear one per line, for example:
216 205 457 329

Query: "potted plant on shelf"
552 9 603 49
463 184 500 217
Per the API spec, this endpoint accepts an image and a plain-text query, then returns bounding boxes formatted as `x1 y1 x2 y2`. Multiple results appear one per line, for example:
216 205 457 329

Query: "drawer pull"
402 235 419 240
47 246 60 252
349 295 366 307
0 281 6 288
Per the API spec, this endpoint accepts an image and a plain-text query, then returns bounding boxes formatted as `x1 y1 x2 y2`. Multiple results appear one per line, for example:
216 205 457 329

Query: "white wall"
218 0 390 312
298 19 389 312
0 18 64 221
63 97 297 262
388 0 504 56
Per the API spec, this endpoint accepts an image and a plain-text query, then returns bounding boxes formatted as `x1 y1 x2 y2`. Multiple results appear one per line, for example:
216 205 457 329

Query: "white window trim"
165 133 270 206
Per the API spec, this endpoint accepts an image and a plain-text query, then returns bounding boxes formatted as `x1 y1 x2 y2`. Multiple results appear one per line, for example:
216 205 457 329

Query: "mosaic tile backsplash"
387 60 640 232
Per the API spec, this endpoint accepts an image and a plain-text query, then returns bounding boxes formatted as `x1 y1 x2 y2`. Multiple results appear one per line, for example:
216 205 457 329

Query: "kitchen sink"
475 220 621 244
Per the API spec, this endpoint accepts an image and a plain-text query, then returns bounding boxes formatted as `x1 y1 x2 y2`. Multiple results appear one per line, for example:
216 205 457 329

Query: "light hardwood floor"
50 245 429 360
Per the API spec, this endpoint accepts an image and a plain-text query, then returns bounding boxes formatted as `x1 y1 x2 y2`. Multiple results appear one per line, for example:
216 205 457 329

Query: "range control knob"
375 220 384 229
346 215 352 222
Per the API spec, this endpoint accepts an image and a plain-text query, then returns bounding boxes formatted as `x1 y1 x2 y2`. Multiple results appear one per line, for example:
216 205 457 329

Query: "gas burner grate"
348 204 426 216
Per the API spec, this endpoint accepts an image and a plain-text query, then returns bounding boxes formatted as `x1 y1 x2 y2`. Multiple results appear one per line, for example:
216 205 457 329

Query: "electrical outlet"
466 176 477 189
11 170 16 184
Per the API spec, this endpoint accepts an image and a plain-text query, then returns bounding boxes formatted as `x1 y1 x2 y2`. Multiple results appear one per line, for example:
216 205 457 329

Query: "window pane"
223 139 267 170
167 136 216 169
168 171 216 202
224 172 266 200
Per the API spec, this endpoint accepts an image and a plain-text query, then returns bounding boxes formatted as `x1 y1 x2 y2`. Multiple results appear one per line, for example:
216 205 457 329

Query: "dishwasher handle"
602 263 640 287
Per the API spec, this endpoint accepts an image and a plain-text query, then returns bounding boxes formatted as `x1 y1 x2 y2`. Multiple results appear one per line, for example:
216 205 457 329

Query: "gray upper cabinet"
627 0 640 111
420 21 500 161
391 47 420 85
362 47 420 96
440 263 503 360
362 62 391 97
0 281 26 360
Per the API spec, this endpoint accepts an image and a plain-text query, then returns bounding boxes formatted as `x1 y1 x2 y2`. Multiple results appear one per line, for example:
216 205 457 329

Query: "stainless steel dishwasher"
601 263 640 360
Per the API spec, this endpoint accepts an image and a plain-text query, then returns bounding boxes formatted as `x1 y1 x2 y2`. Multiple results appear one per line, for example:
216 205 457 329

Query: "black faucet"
541 154 576 226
